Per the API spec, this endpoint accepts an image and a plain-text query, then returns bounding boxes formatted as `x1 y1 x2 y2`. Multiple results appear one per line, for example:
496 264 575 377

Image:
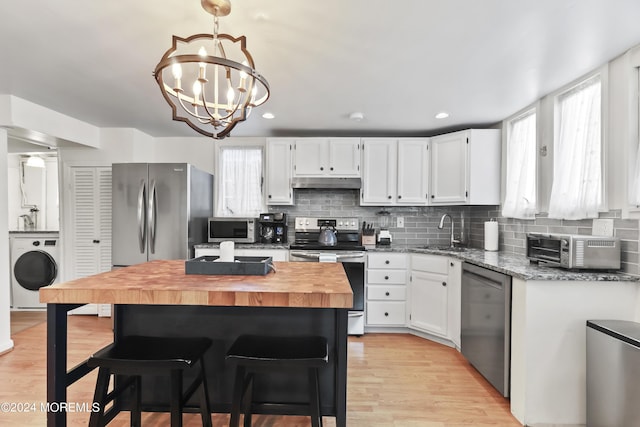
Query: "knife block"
362 235 376 248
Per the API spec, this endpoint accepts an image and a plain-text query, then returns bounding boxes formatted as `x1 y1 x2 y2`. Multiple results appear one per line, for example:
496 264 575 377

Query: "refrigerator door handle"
149 179 157 254
137 180 147 254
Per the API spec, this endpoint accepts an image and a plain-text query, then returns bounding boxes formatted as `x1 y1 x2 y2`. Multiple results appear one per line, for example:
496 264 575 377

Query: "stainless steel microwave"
526 233 620 270
208 217 258 243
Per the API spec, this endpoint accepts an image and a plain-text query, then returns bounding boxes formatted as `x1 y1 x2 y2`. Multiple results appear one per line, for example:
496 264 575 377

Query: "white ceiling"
2 0 640 139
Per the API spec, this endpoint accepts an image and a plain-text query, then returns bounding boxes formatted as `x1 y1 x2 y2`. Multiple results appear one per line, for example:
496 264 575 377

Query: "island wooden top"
40 260 353 308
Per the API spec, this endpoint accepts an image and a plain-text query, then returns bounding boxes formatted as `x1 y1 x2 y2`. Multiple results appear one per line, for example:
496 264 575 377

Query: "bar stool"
87 335 213 427
226 334 329 427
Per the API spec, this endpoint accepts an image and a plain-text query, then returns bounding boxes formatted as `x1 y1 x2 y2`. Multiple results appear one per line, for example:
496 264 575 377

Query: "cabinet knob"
431 195 435 199
384 276 389 280
384 312 389 317
320 166 324 171
385 291 390 296
330 167 334 171
450 262 454 267
398 195 402 199
385 260 390 264
93 240 100 244
388 195 392 199
442 281 447 287
268 194 272 198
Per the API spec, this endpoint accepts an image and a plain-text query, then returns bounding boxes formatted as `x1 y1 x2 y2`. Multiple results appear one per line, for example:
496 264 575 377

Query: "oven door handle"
336 253 365 260
290 251 322 260
290 251 365 261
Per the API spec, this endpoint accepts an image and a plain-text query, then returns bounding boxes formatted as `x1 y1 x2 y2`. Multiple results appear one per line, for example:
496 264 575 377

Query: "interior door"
111 163 148 266
148 163 189 260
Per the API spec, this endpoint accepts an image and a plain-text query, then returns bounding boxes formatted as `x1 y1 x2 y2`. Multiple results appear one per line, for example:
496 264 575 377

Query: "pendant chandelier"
154 0 270 139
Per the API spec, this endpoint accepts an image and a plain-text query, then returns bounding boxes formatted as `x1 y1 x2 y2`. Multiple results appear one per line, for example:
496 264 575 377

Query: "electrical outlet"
397 217 405 228
592 219 614 237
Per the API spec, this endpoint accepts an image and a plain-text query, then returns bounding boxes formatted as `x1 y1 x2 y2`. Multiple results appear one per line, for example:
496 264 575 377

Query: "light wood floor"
1 314 521 426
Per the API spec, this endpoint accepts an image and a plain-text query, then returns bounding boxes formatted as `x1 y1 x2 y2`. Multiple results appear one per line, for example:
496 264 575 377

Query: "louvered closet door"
70 167 112 279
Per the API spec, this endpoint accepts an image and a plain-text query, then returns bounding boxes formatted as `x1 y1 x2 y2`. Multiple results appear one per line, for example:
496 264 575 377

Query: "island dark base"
113 304 348 424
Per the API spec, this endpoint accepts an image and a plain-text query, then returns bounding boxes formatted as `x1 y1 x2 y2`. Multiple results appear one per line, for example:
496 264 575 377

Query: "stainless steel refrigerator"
112 163 213 267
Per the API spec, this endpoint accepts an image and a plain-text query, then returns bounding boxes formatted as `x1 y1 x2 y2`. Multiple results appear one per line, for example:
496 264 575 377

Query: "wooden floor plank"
0 315 520 426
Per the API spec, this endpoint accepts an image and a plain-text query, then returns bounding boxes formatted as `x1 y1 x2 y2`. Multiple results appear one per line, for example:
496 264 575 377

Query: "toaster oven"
526 233 620 270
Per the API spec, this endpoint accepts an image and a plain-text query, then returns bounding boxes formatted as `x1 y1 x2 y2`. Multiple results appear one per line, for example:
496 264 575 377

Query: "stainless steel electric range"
289 217 365 335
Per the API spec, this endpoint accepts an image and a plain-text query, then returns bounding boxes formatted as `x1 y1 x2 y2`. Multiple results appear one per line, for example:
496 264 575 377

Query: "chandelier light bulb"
192 81 202 104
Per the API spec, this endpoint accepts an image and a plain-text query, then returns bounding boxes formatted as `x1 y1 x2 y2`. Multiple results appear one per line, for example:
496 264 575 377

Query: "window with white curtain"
502 108 537 219
215 146 264 217
548 74 602 219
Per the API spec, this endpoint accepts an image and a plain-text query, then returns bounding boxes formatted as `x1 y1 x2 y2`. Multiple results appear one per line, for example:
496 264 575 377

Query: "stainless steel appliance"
526 232 621 270
207 217 258 243
257 212 288 243
112 163 213 267
587 320 640 426
461 262 511 397
289 217 365 335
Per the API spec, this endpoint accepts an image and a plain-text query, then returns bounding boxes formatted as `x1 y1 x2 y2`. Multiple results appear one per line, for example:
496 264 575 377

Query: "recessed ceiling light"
435 112 449 119
349 112 365 122
262 112 275 119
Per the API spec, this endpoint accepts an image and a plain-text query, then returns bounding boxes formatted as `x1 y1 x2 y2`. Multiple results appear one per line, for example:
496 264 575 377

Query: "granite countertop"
368 245 640 282
9 230 60 234
40 259 353 308
194 243 289 250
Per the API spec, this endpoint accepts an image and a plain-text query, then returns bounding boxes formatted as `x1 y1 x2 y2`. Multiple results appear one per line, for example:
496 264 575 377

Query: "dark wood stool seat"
226 335 329 427
87 335 213 427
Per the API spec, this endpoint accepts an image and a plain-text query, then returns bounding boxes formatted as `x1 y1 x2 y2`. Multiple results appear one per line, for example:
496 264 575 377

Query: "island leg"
335 309 348 427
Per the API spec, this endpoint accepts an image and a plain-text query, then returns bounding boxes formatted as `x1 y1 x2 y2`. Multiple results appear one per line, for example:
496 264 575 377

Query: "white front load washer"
10 235 60 309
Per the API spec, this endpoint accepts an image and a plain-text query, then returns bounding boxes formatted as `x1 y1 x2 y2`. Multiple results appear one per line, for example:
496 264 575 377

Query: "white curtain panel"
502 110 537 219
548 77 601 220
216 147 263 217
630 71 640 206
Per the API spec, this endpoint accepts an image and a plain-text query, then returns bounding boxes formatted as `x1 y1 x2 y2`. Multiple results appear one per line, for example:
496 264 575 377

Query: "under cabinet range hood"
291 177 361 189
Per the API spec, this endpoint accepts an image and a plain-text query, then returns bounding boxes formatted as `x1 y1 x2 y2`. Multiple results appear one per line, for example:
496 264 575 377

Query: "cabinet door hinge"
466 138 469 144
289 144 292 150
465 191 468 197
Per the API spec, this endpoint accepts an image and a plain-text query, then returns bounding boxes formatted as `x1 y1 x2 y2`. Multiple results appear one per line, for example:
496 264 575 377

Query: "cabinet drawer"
368 253 408 269
411 254 449 274
367 285 406 301
367 301 406 325
367 270 406 285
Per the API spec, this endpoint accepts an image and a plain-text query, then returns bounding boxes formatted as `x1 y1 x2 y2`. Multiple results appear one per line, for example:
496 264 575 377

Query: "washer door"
14 250 58 291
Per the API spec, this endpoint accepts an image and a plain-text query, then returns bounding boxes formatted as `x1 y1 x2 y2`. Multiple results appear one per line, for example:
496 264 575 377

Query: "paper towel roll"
484 220 499 251
219 241 235 262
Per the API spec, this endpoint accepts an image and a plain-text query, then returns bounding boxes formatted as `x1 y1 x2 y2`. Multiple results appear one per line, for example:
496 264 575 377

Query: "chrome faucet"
438 213 460 247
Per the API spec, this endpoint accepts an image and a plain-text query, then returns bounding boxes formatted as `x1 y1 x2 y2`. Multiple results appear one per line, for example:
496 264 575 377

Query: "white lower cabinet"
366 253 408 327
409 254 461 344
194 247 289 261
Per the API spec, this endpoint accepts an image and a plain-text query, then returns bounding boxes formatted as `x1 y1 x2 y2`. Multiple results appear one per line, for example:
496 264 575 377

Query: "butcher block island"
40 260 353 307
40 260 352 427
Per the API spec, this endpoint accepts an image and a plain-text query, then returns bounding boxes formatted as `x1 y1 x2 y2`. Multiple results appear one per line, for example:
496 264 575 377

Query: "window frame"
501 104 539 219
213 139 266 217
548 66 609 217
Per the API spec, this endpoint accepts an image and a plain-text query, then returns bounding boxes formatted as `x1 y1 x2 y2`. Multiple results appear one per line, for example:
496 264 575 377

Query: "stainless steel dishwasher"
461 262 512 397
587 320 640 426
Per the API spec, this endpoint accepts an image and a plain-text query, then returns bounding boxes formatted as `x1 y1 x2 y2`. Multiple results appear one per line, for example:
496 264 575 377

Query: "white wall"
0 129 14 354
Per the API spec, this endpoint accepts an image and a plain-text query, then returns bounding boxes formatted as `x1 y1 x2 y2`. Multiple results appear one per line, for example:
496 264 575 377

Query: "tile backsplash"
269 189 640 275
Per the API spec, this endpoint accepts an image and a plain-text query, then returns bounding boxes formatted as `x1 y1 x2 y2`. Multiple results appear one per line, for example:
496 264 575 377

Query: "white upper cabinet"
430 129 501 205
361 138 430 206
361 138 398 205
397 139 430 205
293 138 360 177
266 139 293 205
